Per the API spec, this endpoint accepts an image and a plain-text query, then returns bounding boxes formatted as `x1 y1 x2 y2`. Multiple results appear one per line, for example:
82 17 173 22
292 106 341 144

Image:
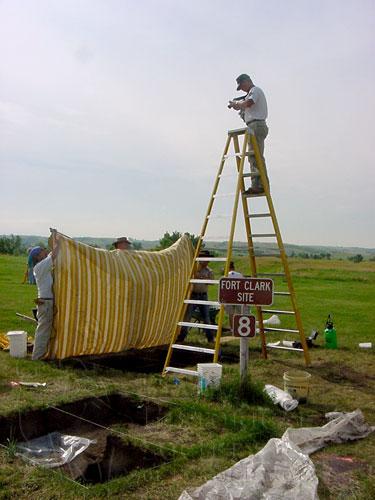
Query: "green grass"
0 254 375 499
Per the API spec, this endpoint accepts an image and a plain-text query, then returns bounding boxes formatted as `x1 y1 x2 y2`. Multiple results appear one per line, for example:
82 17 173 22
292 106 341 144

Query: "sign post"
218 277 274 386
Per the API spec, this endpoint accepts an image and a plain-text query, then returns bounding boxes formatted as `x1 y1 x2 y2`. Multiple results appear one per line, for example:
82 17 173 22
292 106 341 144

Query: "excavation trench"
0 393 170 483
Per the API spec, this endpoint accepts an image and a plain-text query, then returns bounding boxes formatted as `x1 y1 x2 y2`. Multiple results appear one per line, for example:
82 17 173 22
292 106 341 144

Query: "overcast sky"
1 0 374 247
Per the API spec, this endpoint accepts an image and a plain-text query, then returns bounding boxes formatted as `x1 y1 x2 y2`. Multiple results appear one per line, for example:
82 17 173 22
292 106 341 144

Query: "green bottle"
324 314 337 349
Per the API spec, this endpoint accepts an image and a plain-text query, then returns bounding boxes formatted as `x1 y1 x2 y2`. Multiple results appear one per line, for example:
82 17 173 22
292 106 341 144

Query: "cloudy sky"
1 0 374 247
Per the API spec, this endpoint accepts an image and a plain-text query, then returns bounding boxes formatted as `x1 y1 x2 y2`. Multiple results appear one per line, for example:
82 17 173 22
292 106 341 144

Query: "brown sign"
219 277 273 306
233 314 256 338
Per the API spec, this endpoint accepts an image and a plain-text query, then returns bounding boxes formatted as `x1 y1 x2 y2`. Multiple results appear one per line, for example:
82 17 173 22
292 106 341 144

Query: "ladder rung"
184 300 221 306
189 279 220 285
251 233 276 238
247 213 271 218
263 327 300 334
171 344 216 354
228 127 247 135
274 292 291 296
242 172 260 178
195 257 227 261
223 152 250 159
213 193 236 198
256 273 285 277
261 309 295 315
242 192 266 198
178 321 218 330
266 344 303 353
165 367 199 377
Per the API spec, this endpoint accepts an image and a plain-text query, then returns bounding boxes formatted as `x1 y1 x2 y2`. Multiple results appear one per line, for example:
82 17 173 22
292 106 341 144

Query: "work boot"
206 333 215 343
243 186 265 196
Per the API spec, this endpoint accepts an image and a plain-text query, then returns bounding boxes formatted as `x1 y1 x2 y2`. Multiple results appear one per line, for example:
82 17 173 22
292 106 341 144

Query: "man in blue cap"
30 235 60 360
229 74 269 195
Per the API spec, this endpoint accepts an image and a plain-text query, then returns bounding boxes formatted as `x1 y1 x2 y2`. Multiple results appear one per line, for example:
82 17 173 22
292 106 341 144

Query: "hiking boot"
243 186 265 196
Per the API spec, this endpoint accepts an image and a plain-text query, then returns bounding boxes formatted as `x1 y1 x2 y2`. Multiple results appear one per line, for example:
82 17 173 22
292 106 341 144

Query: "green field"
0 254 374 499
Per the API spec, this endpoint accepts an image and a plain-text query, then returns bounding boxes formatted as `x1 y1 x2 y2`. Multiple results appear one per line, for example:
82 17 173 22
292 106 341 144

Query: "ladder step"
242 172 260 178
266 344 303 353
189 279 220 285
256 273 285 277
274 292 291 296
263 327 300 334
223 153 250 159
178 321 218 330
165 367 199 377
250 233 276 238
195 257 227 261
242 192 266 198
261 308 295 315
228 127 247 135
184 300 221 306
247 213 271 219
171 344 216 354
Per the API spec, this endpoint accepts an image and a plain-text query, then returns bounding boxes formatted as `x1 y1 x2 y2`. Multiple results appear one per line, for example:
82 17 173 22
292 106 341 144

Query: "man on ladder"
229 74 269 195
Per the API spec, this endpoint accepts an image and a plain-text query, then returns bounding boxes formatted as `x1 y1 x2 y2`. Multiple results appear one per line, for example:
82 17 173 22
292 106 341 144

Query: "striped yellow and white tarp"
47 233 194 359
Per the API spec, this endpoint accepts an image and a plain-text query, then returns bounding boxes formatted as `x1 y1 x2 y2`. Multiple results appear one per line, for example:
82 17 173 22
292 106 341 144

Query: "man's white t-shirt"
34 255 54 299
244 86 268 123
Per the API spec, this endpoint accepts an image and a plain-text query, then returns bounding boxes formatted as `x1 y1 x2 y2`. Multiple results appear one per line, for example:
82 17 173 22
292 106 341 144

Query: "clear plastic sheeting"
282 409 375 455
179 410 374 500
16 432 95 468
179 438 319 500
264 384 298 411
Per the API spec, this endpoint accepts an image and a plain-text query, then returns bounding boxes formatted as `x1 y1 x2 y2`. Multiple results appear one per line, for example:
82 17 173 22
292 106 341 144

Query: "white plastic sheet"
179 410 374 500
16 432 95 468
283 409 374 455
180 438 319 500
264 384 298 411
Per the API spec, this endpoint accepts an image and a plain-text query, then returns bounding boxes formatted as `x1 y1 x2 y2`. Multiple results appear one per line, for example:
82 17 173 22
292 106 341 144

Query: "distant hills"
10 235 375 259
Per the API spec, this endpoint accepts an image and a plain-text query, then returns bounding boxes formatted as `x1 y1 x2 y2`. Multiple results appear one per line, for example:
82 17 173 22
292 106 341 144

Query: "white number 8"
238 316 251 337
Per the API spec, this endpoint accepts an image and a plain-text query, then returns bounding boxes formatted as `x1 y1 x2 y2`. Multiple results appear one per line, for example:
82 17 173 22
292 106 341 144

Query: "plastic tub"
7 331 27 358
197 363 222 394
283 370 311 404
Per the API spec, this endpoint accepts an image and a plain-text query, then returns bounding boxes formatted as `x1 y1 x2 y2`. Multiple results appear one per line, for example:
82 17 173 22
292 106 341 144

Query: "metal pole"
240 337 249 386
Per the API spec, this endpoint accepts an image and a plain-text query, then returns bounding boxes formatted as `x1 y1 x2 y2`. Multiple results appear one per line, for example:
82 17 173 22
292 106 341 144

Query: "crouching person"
30 234 60 361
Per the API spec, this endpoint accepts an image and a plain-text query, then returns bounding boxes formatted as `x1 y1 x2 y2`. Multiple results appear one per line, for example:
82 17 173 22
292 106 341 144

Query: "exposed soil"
0 393 170 483
313 362 375 395
314 454 369 497
59 430 167 483
58 344 239 372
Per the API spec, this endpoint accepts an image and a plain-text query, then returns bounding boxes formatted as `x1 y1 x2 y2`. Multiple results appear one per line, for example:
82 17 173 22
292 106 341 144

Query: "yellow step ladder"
162 127 311 377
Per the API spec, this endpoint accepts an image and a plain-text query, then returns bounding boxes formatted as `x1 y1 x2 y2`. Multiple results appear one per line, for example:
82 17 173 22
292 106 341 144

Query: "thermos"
324 314 337 349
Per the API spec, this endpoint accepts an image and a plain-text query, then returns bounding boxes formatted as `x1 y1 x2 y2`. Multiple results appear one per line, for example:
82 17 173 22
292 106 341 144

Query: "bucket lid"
7 331 27 337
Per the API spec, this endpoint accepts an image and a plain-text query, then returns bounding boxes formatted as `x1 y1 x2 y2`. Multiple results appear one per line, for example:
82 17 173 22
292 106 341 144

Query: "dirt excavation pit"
0 393 170 483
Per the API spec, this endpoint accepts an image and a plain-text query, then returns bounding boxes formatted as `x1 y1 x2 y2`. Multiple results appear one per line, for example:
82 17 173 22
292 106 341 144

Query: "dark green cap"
236 73 251 90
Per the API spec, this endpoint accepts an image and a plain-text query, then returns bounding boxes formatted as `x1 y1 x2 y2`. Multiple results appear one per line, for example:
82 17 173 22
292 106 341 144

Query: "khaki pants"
32 300 53 361
247 121 269 190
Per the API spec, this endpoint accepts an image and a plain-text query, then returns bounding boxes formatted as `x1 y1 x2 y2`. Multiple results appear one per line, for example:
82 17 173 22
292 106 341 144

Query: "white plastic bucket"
197 363 222 394
283 370 311 403
7 331 27 358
